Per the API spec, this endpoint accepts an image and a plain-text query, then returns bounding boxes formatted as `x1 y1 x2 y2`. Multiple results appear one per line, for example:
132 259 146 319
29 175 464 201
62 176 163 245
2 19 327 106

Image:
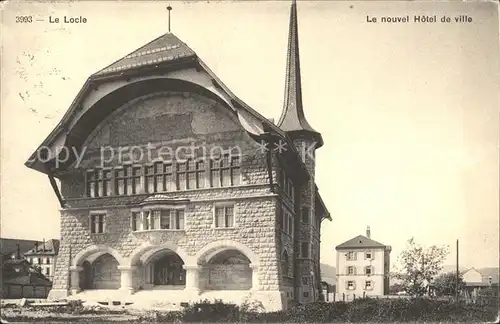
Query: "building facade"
25 1 330 311
24 239 60 282
335 227 391 298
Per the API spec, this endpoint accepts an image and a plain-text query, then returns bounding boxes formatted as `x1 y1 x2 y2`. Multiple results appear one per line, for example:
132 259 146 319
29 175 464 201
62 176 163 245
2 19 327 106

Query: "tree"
392 238 449 297
432 271 465 296
389 282 405 295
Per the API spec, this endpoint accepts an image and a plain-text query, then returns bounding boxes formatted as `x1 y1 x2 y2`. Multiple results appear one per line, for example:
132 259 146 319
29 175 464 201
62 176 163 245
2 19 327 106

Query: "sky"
1 1 499 270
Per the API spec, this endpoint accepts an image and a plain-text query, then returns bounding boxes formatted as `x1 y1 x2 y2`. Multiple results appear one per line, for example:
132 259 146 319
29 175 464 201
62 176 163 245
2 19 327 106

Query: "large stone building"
25 1 330 310
335 227 391 298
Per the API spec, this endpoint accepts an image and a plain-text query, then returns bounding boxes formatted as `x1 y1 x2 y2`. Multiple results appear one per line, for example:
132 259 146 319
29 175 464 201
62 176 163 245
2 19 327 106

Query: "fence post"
353 293 356 300
333 292 336 302
363 291 366 299
343 293 345 301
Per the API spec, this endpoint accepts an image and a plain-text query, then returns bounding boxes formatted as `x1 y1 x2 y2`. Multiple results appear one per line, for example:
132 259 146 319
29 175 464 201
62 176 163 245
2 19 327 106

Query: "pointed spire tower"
278 0 323 153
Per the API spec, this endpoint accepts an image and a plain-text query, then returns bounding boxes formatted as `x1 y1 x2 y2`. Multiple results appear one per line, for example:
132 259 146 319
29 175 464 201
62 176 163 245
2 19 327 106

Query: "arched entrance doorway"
80 253 121 290
144 250 186 289
202 249 252 290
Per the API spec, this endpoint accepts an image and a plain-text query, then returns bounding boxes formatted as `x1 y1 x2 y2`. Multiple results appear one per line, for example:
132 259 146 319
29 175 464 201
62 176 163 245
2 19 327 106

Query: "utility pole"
456 239 459 301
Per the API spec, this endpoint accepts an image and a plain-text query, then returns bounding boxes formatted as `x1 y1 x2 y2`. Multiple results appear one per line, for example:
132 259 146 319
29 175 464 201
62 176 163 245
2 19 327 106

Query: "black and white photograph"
1 0 499 322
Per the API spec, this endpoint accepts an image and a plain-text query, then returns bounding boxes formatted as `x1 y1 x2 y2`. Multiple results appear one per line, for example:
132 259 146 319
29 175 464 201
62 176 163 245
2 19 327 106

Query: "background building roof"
335 235 388 250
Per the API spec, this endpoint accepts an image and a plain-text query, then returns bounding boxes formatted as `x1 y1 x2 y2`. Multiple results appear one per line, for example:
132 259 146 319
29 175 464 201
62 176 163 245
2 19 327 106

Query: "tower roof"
277 0 323 147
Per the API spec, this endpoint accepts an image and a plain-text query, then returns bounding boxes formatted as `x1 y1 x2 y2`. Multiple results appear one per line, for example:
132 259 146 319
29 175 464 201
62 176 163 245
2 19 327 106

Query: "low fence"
2 284 51 299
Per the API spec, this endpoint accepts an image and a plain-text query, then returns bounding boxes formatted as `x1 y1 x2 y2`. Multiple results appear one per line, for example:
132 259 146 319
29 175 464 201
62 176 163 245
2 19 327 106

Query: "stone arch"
72 245 125 267
126 242 194 267
195 240 260 267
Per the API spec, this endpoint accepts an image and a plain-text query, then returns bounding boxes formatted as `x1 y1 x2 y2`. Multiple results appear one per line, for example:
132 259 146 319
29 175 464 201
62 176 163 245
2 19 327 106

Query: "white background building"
336 227 391 298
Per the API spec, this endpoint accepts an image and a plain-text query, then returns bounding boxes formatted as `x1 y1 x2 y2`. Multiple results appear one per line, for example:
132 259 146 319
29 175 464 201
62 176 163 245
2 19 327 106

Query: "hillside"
320 263 336 285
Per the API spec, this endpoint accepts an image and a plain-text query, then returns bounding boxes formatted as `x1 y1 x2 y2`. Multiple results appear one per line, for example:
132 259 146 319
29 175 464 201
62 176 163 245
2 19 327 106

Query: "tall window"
115 166 141 195
365 280 373 290
90 213 106 234
364 266 372 275
215 205 235 228
131 211 141 231
146 162 175 193
46 258 50 265
301 242 309 258
210 155 241 187
365 251 373 260
281 251 290 277
302 207 310 224
45 268 50 276
282 207 294 236
346 281 356 290
347 266 356 275
86 169 112 197
281 170 295 202
177 159 205 190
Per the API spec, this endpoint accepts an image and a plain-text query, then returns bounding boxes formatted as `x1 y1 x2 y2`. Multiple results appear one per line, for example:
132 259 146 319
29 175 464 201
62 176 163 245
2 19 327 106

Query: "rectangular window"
347 281 355 290
303 291 309 298
90 213 106 234
46 258 50 265
45 268 50 276
210 155 240 187
131 211 141 231
365 266 372 275
146 162 174 193
301 242 309 258
86 169 112 197
347 251 356 261
38 258 42 264
365 280 372 290
160 209 171 229
215 205 235 228
177 159 205 190
347 266 355 275
115 166 141 195
302 207 309 224
302 276 309 285
365 251 372 260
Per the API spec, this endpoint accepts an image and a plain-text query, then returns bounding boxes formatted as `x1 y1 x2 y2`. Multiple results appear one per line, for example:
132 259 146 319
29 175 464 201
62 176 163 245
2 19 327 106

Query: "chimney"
16 244 21 259
42 238 46 252
366 226 371 239
34 242 39 252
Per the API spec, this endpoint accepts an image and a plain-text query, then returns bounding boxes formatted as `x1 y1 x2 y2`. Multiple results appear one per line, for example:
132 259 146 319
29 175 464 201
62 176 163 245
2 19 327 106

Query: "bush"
151 297 498 323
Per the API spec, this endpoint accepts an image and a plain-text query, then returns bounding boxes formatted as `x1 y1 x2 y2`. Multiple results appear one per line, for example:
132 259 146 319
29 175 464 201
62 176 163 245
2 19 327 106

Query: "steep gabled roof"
335 235 388 250
93 33 196 78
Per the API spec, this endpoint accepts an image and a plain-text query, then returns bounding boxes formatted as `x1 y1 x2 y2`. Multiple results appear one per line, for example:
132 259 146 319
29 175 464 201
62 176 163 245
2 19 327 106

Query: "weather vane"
167 5 172 33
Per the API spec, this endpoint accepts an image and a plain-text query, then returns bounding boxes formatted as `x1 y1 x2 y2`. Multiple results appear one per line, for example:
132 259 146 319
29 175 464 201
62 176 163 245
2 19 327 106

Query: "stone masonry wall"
53 91 284 297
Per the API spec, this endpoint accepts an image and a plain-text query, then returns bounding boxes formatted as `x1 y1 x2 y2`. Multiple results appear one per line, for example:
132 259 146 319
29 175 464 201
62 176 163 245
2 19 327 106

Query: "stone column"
118 265 136 294
183 265 201 295
249 264 260 291
69 266 83 295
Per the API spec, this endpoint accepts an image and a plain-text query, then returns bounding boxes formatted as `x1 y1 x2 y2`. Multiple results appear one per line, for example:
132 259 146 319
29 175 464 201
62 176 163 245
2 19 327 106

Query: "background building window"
46 258 50 264
365 251 373 260
347 266 356 275
303 291 309 297
347 280 356 290
365 266 372 275
45 268 50 276
90 213 106 234
215 205 235 228
365 280 372 290
346 251 356 261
